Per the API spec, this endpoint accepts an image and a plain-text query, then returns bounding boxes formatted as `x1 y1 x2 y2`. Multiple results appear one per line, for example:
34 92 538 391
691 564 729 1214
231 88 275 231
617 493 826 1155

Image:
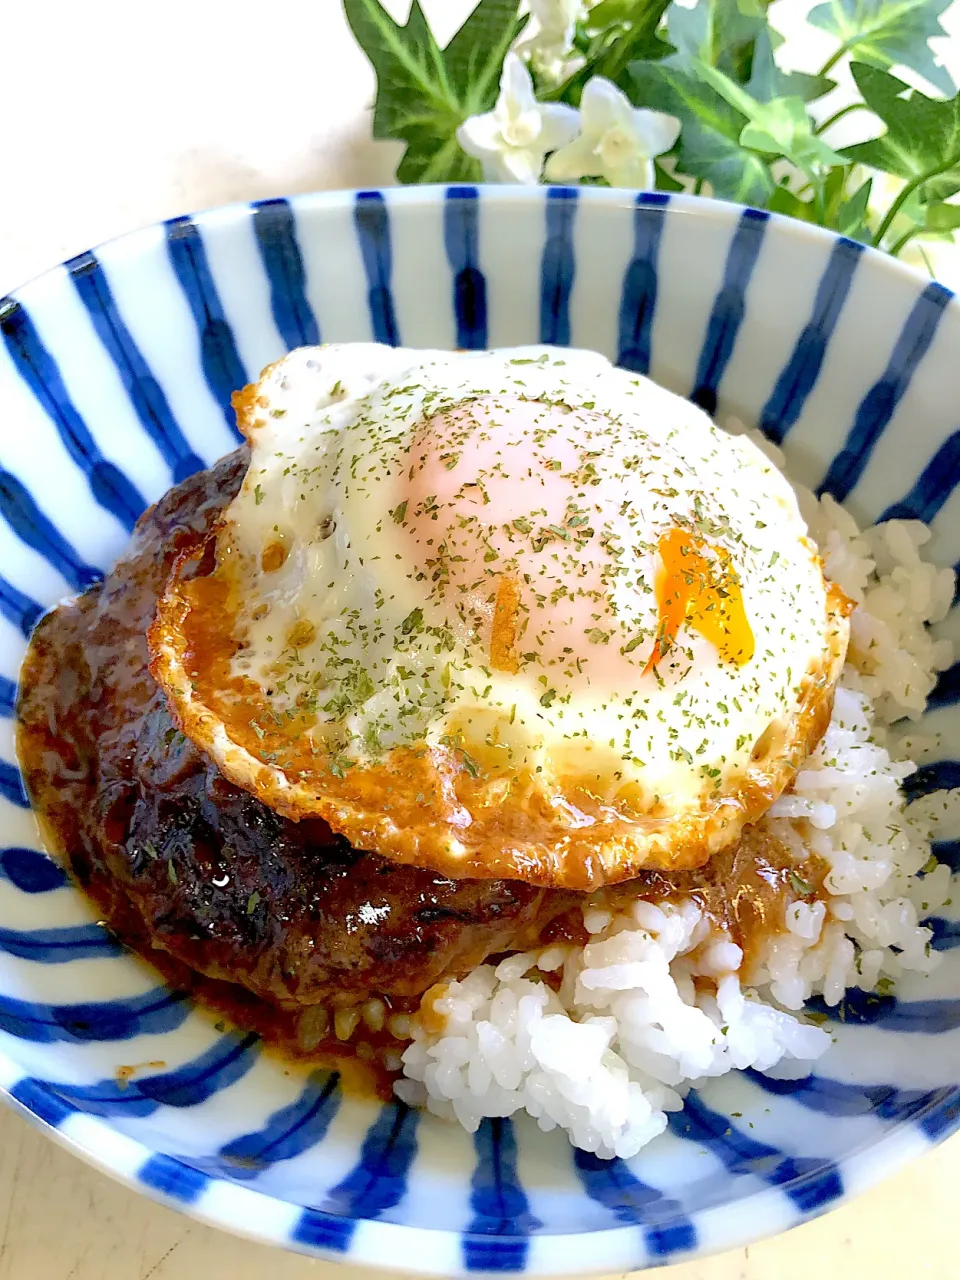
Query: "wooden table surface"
1 1 959 1276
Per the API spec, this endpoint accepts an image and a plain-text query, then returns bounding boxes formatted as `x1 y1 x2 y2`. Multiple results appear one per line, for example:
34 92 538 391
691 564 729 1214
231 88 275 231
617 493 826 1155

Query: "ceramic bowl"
0 185 958 1276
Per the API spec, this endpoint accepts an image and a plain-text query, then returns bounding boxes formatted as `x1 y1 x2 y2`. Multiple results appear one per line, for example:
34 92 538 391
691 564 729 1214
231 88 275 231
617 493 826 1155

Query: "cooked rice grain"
397 430 958 1159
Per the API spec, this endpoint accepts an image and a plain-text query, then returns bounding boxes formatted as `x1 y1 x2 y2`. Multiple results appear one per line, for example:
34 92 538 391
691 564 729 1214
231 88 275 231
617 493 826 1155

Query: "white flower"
545 76 681 190
529 0 584 48
516 0 585 79
457 54 580 184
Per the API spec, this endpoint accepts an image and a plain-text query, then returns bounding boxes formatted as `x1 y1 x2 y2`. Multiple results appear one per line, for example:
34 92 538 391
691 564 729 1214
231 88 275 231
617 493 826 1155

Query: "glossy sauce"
16 450 826 1096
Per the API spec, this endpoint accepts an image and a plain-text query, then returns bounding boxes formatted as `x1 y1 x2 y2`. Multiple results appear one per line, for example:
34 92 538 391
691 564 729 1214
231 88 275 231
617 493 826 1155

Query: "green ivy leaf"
808 0 955 97
822 161 849 223
653 160 686 192
588 0 664 26
841 63 960 189
667 0 766 80
924 203 960 233
630 56 775 204
689 60 845 175
837 176 874 239
740 96 847 174
746 27 835 104
923 173 960 202
766 184 818 221
445 0 527 91
343 0 525 183
552 0 672 105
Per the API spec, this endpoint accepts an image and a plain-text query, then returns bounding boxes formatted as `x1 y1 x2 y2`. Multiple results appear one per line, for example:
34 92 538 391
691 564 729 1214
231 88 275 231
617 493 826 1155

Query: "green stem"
693 177 705 196
705 0 719 68
873 182 919 247
873 152 960 247
888 226 921 258
815 102 866 136
814 181 827 225
817 40 852 79
914 242 936 278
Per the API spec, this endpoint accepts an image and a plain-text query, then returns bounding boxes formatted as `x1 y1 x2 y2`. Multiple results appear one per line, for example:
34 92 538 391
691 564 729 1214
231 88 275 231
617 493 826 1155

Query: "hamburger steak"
16 449 817 1076
16 451 579 1053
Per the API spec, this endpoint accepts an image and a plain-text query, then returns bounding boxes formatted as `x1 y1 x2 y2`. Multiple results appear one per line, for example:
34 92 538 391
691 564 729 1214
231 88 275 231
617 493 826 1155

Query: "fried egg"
150 345 850 889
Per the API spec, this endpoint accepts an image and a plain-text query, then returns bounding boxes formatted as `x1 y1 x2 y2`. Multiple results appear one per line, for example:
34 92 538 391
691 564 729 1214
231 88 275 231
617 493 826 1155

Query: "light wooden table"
2 1 959 1277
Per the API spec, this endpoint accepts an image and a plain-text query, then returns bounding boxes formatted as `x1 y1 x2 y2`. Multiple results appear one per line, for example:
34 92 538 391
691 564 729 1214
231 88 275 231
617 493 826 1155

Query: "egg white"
220 343 836 815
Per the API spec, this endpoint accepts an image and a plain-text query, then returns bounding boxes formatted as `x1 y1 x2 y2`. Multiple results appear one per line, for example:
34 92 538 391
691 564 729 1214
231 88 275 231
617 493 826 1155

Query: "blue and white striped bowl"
0 185 958 1275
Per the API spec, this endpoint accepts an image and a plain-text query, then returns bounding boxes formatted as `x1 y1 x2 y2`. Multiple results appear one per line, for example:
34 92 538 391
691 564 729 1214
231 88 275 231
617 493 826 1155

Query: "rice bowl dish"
16 340 956 1162
3 183 960 1276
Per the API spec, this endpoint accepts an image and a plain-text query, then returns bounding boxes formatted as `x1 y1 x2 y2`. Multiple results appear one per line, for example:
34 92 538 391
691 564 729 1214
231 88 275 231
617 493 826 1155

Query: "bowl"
0 184 958 1276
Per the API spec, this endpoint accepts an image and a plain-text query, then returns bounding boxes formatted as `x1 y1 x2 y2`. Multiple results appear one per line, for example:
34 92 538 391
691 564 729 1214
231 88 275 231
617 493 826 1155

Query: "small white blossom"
516 0 585 80
457 54 580 184
545 76 681 190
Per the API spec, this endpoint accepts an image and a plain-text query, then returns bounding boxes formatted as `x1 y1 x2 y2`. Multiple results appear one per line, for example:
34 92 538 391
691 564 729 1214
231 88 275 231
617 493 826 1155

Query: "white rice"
395 426 958 1159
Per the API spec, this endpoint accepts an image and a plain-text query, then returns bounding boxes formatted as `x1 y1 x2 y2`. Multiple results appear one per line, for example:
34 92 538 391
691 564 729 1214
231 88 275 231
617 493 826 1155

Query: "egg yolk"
395 394 626 682
391 396 757 688
645 527 755 673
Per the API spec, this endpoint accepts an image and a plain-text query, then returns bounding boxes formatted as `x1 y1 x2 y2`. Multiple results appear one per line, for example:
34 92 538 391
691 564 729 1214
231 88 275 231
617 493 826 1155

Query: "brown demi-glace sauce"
15 450 826 1096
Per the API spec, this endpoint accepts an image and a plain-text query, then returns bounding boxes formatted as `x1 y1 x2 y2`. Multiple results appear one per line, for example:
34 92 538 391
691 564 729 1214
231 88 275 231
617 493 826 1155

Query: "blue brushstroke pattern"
0 468 101 590
294 1102 420 1253
618 193 669 376
252 199 320 351
905 760 960 800
573 1148 696 1259
66 250 205 483
0 759 29 808
760 237 863 444
932 839 960 873
818 282 953 500
919 1088 960 1141
691 208 769 414
928 916 960 951
926 660 960 713
0 921 121 963
138 1153 210 1204
164 217 246 440
10 1075 76 1128
0 985 188 1043
23 1031 260 1119
0 297 146 530
804 990 960 1033
745 1069 958 1125
354 192 400 347
880 428 960 524
214 1071 341 1180
464 1118 541 1272
0 846 68 893
540 188 577 347
444 187 487 350
671 1091 843 1214
0 675 16 717
0 574 42 637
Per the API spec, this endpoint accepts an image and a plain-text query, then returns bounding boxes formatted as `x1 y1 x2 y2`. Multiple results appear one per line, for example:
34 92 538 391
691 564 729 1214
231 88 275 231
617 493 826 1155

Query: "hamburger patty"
17 451 576 1014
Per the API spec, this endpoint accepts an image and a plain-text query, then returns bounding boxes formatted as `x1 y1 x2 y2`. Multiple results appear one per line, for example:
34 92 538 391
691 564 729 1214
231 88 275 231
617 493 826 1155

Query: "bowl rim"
7 183 954 309
1 181 958 1277
2 1078 948 1276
